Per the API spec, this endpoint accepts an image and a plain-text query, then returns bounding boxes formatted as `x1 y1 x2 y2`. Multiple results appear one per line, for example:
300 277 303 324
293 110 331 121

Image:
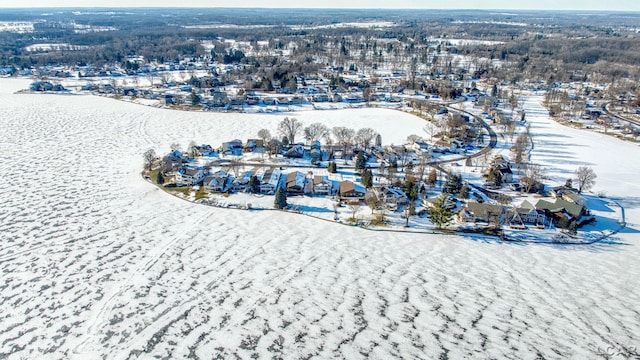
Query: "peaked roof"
465 202 504 219
339 181 365 195
535 198 584 217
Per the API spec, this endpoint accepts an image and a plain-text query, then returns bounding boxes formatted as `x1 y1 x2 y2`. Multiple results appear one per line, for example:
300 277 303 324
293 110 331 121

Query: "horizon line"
1 6 639 12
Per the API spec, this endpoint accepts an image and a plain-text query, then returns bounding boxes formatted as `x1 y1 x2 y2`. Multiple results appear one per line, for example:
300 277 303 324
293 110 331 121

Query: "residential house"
175 166 205 185
122 88 138 96
412 142 430 155
208 90 229 107
286 171 307 195
311 93 330 102
260 168 281 195
535 198 592 226
562 191 586 206
244 139 265 153
309 141 322 163
377 186 408 210
458 202 505 225
550 186 586 206
498 165 513 183
30 81 54 92
203 171 228 192
509 200 546 228
312 175 332 196
222 139 243 156
284 144 305 158
339 181 366 203
232 170 253 192
164 94 177 105
193 144 214 156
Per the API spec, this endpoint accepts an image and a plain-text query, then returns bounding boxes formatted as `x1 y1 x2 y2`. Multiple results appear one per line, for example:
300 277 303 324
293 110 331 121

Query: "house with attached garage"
535 198 593 228
203 171 229 192
286 171 307 195
339 181 366 203
193 144 215 156
513 200 546 226
312 175 332 196
260 168 282 195
175 166 205 185
232 170 254 192
458 201 505 225
377 186 408 210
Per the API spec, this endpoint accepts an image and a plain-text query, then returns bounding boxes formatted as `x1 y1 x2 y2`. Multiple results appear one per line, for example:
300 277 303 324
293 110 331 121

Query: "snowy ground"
1 78 639 359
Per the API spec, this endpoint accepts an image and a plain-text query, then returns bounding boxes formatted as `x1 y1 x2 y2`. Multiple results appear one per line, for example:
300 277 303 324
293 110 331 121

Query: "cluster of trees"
5 8 640 101
259 118 380 161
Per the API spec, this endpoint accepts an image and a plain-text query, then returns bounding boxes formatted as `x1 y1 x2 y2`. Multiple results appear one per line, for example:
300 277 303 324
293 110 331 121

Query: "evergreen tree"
355 152 366 171
362 169 373 188
407 181 419 202
189 90 201 106
459 183 470 199
443 173 462 194
427 194 454 229
487 167 503 186
375 134 382 147
156 171 165 185
328 161 337 173
248 175 259 194
274 187 288 209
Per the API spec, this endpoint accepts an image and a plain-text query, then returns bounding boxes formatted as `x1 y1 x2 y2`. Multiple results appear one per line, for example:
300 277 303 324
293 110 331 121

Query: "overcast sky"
1 0 638 11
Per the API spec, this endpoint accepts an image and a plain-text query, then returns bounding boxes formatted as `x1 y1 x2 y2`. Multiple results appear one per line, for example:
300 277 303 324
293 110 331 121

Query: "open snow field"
1 78 639 359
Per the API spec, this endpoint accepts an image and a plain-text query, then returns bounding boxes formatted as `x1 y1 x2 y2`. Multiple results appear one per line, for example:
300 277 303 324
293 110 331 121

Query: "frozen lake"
0 78 638 359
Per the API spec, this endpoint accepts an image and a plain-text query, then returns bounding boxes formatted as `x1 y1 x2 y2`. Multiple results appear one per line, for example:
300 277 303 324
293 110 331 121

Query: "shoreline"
143 172 624 246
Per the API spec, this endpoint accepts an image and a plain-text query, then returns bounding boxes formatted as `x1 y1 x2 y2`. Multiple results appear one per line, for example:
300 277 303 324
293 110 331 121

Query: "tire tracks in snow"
72 207 213 356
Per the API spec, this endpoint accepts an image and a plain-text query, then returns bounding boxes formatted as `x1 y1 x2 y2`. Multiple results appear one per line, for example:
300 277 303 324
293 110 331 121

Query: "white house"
175 166 205 185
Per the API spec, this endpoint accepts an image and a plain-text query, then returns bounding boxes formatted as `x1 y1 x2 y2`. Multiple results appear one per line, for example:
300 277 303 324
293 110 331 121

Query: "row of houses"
458 197 592 229
174 165 366 200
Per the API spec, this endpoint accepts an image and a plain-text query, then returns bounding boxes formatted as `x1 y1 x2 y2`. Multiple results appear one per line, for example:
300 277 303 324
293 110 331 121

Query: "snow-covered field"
1 78 639 359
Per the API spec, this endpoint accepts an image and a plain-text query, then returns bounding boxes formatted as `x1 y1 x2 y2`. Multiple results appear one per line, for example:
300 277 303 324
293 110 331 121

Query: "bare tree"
160 73 171 87
160 155 174 174
521 163 546 193
258 128 272 143
332 126 355 158
575 166 597 193
365 191 380 214
303 122 329 143
188 140 198 157
405 134 422 144
145 72 157 88
170 143 182 152
278 117 302 144
228 160 242 178
423 121 438 142
143 148 157 170
348 203 361 221
355 127 377 148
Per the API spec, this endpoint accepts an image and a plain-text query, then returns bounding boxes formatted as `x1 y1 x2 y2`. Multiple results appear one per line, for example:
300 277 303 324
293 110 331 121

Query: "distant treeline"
1 8 640 85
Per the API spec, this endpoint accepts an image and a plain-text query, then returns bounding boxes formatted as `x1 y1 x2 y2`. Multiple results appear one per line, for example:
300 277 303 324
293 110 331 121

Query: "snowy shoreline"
145 173 625 245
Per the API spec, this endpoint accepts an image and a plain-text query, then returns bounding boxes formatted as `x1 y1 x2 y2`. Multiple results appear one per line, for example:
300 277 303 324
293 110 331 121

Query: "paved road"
602 103 640 127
